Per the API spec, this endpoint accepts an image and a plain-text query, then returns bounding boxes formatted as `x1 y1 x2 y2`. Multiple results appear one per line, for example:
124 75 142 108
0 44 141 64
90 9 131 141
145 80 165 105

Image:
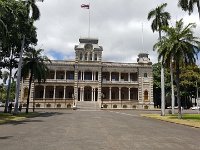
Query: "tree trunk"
197 1 200 20
170 59 175 114
176 63 182 119
26 70 33 114
4 67 12 113
159 29 165 116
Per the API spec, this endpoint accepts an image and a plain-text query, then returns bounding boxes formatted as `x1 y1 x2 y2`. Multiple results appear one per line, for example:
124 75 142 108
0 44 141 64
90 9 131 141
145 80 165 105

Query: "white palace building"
20 38 154 109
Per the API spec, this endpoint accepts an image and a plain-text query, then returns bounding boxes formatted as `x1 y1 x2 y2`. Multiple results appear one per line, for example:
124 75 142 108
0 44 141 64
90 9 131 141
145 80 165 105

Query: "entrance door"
84 86 92 101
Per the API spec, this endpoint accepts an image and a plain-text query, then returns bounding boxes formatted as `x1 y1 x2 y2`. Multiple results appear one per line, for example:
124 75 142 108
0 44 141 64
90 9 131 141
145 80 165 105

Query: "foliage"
178 0 200 19
154 19 200 118
147 3 171 39
153 63 170 107
21 48 51 113
0 0 39 113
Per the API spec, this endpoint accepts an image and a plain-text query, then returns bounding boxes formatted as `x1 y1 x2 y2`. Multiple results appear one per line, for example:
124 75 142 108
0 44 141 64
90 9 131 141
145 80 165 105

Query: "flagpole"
141 22 144 52
88 3 90 38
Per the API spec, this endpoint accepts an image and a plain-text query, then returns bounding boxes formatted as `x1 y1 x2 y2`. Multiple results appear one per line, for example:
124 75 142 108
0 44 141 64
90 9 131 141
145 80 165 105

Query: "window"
89 53 92 61
94 54 97 61
144 73 147 77
49 91 53 98
85 53 87 61
144 91 148 101
80 53 83 60
24 88 28 98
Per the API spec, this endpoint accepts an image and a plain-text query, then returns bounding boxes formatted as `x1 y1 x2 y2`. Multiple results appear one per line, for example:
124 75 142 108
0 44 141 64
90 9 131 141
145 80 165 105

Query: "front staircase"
76 101 100 110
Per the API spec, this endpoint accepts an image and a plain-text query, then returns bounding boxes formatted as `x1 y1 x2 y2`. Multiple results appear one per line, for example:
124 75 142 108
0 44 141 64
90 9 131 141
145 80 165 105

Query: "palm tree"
14 0 44 114
21 48 50 113
23 0 43 21
178 0 200 20
147 3 171 116
154 19 200 118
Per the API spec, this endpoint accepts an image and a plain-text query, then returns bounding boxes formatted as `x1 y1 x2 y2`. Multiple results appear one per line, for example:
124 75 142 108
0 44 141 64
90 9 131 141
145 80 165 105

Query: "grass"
141 114 200 128
0 112 40 124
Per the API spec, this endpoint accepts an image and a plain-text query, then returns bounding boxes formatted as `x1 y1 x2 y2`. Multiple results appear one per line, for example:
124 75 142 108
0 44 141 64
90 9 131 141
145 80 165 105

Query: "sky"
34 0 200 64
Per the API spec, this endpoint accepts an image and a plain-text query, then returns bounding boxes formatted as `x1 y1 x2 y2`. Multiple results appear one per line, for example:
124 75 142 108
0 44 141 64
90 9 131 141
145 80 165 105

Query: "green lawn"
0 112 40 124
142 114 200 128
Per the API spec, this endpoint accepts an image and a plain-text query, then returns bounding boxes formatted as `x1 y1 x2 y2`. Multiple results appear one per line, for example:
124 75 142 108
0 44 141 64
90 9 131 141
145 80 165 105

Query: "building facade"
20 38 154 109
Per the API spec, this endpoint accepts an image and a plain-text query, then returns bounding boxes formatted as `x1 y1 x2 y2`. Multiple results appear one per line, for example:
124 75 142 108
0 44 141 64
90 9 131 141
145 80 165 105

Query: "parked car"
0 102 5 107
191 106 200 110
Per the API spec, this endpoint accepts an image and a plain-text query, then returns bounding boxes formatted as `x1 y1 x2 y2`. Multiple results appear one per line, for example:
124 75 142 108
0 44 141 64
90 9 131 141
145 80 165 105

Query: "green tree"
0 0 38 112
178 0 200 20
154 19 200 118
21 48 50 113
147 3 171 116
180 65 200 107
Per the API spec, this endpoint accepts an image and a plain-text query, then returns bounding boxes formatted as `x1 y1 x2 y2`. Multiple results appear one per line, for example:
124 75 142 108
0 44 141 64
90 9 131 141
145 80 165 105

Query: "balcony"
45 79 74 83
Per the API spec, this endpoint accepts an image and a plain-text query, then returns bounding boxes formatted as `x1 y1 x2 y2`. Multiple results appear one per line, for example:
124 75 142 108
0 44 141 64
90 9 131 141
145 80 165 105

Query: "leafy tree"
180 65 200 107
147 3 171 116
0 0 38 112
178 0 200 20
154 19 200 118
21 48 50 113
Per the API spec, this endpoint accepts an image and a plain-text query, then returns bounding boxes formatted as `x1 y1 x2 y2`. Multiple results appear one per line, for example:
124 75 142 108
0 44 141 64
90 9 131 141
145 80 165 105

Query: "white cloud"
34 0 200 64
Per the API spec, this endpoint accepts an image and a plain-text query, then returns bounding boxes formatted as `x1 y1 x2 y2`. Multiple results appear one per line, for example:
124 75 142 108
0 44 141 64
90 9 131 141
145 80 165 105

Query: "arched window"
85 53 88 61
89 53 92 61
144 90 148 101
144 73 147 77
94 54 97 61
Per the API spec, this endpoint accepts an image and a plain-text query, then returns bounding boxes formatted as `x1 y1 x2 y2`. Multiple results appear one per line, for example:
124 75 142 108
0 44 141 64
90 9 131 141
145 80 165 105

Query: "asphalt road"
0 109 200 150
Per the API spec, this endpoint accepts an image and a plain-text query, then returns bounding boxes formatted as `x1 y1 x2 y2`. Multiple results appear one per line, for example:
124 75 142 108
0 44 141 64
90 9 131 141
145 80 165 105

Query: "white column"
63 86 66 99
119 87 121 101
82 87 84 101
119 72 121 81
128 73 130 82
94 89 96 101
54 70 57 79
128 88 130 100
109 87 111 100
64 70 66 80
80 88 82 101
83 71 85 81
81 71 83 80
92 52 94 61
92 88 94 101
53 86 56 99
92 72 94 81
43 86 46 99
110 72 112 81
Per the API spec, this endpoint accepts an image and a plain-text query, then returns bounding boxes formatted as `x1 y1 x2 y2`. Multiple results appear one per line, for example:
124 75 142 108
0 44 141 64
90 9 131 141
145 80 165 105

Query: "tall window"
94 54 97 61
80 53 83 60
85 53 87 61
144 91 148 101
89 53 92 61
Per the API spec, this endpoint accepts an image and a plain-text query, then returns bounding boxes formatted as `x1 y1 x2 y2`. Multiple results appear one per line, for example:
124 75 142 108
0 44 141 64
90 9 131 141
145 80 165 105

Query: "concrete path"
0 109 200 150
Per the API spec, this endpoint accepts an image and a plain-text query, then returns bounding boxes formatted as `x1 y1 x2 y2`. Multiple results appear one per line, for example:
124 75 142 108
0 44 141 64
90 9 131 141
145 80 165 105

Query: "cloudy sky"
35 0 200 64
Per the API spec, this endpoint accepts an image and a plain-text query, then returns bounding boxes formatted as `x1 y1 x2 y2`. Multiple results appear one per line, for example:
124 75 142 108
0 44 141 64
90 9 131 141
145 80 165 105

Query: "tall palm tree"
21 48 50 113
14 0 44 114
147 3 171 116
154 19 200 118
178 0 200 20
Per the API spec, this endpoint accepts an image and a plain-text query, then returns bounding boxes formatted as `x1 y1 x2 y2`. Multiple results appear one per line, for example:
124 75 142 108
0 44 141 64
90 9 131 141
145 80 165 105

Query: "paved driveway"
0 109 200 150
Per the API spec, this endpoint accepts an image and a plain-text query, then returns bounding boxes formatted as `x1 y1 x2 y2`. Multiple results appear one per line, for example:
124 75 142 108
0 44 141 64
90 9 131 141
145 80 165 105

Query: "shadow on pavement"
2 111 72 126
0 136 13 139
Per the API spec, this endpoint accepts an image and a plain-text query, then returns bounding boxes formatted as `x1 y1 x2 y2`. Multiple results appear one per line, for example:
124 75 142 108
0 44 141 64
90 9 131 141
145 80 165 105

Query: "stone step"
76 101 100 110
